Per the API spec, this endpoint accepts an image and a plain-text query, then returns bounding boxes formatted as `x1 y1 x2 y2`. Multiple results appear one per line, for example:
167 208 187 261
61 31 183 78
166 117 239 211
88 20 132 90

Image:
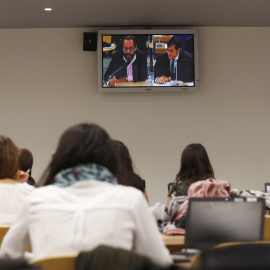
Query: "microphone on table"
107 60 131 81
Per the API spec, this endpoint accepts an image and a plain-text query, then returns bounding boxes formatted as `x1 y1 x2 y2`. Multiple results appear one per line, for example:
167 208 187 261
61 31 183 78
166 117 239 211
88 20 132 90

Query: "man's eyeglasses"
123 47 135 52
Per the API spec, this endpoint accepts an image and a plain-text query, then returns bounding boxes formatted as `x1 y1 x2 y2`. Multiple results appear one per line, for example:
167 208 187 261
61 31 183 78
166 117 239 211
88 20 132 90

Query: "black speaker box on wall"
83 32 97 51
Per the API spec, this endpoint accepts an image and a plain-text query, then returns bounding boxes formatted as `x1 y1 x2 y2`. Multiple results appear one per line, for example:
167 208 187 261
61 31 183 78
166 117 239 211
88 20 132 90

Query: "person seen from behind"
18 147 36 186
111 139 149 203
0 124 172 267
167 143 214 206
0 135 34 225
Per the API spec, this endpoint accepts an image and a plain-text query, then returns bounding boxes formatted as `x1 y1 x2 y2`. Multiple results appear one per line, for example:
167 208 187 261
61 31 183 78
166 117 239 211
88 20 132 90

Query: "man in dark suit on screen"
154 36 194 84
104 35 147 87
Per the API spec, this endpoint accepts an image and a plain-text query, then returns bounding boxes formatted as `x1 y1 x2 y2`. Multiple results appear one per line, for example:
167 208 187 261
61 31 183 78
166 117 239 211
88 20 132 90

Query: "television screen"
97 29 199 93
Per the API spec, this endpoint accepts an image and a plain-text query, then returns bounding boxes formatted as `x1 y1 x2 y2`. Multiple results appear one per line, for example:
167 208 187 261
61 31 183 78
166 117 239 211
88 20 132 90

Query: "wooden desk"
162 234 192 268
162 234 185 254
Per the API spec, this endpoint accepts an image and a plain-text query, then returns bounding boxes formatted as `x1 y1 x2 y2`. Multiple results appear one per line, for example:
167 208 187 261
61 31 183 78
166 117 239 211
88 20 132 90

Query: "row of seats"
0 244 172 270
1 218 270 270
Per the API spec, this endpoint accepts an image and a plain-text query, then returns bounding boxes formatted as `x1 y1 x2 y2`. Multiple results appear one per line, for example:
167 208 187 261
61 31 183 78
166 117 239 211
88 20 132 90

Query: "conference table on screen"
114 81 148 87
113 81 194 87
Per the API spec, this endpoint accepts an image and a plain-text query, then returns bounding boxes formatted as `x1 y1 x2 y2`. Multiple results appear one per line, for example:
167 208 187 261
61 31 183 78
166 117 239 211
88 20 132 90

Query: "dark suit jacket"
184 36 194 56
104 50 147 83
154 50 194 82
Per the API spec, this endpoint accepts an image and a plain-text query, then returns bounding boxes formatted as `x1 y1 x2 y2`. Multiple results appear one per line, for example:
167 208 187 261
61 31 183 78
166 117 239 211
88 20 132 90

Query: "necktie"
127 62 133 82
170 61 175 76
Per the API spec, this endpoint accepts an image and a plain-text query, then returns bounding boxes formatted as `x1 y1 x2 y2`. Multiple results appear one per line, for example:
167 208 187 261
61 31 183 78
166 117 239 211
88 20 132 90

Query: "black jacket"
154 50 194 82
104 50 148 83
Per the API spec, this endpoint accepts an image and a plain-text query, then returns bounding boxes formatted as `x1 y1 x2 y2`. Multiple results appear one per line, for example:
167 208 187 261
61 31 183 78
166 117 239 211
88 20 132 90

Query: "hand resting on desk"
109 76 127 87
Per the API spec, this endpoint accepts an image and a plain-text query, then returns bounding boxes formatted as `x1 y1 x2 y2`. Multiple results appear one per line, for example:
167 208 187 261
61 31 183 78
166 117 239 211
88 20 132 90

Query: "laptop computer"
265 183 270 193
171 197 265 262
168 182 173 192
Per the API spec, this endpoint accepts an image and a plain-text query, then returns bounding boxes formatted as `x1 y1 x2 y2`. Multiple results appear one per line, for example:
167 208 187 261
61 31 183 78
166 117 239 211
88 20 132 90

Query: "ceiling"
2 0 270 29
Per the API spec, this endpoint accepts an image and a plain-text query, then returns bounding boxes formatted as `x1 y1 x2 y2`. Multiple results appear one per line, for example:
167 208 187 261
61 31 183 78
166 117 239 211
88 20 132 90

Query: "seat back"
195 241 270 270
0 259 41 270
0 225 10 246
30 254 76 270
264 215 270 240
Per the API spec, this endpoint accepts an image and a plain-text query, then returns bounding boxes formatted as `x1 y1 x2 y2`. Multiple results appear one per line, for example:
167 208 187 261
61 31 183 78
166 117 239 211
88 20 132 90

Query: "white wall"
1 27 270 206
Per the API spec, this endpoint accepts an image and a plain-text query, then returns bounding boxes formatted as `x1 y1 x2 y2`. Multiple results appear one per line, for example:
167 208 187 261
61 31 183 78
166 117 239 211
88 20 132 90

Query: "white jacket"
0 180 172 267
0 180 34 225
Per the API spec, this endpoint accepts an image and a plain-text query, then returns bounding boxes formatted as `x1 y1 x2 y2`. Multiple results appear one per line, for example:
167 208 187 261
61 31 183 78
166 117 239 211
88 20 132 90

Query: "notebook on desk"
171 197 265 262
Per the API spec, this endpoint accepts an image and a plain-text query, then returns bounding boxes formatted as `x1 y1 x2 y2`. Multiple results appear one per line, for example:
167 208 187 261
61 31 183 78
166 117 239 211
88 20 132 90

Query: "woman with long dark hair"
111 139 149 203
168 143 214 204
0 124 172 267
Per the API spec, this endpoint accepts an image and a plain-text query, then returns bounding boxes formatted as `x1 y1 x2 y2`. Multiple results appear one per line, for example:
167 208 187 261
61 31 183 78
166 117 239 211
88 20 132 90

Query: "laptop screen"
185 197 265 251
265 183 270 193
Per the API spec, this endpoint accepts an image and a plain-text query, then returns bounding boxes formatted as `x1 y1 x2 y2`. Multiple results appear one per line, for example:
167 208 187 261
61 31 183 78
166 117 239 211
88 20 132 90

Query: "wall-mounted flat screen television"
97 29 199 93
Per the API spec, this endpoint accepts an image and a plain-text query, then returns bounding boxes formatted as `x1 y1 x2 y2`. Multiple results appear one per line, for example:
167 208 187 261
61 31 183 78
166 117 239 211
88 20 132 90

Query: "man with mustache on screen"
104 35 148 87
154 36 194 85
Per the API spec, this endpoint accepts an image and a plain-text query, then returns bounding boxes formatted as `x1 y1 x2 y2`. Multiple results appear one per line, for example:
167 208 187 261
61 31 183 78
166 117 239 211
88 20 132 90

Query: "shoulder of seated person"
113 184 146 202
182 50 193 59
